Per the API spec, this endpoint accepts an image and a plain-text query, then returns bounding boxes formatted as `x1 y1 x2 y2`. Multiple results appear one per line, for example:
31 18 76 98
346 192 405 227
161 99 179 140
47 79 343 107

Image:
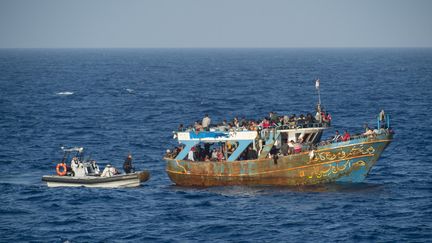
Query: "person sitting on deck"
217 148 224 162
305 113 314 125
211 148 218 161
123 154 134 174
249 121 258 131
171 146 181 158
363 123 370 133
297 114 306 127
332 130 342 142
287 140 295 154
363 128 375 137
165 149 172 158
194 121 203 132
378 125 387 134
101 164 119 177
260 118 270 129
294 142 302 153
341 130 351 141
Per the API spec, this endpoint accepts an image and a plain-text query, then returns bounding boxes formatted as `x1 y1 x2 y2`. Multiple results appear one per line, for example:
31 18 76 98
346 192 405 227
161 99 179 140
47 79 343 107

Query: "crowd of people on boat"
167 107 331 161
320 122 394 146
66 153 136 177
165 142 260 162
166 109 394 162
165 132 310 162
177 108 332 133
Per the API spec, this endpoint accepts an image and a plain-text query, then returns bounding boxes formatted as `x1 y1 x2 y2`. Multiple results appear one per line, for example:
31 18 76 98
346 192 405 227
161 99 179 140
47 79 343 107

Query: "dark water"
0 48 431 242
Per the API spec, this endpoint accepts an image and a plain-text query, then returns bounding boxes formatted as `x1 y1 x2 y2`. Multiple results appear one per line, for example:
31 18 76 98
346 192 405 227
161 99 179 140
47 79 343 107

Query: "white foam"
125 88 135 93
56 91 74 96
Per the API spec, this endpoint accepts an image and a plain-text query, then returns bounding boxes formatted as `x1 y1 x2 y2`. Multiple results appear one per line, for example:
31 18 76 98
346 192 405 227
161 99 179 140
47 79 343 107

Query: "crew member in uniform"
123 154 134 174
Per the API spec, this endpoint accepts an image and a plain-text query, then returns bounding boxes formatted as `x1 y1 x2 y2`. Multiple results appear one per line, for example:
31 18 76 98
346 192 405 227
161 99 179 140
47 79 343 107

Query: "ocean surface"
0 48 431 242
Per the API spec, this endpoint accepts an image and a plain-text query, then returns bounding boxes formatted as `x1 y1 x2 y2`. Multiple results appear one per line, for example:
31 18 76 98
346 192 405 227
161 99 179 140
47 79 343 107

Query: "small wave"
56 91 74 96
125 88 134 93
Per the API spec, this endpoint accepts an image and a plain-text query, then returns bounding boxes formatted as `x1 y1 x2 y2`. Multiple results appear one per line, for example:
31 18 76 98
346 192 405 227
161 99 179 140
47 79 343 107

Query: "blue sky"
0 0 431 48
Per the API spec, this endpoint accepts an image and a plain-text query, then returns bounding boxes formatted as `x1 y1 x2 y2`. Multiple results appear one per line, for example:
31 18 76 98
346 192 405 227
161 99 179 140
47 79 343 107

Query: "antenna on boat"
315 78 321 105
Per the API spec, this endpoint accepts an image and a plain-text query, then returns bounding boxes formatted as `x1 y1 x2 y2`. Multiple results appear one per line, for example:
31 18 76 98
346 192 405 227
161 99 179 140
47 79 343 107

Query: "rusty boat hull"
165 134 392 187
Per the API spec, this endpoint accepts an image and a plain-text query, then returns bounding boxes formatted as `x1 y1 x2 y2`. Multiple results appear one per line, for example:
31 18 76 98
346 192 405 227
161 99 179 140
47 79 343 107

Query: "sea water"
0 48 431 242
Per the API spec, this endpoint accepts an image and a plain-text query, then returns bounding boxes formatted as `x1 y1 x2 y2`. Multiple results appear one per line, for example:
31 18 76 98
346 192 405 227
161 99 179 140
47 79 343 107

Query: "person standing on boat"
379 109 385 122
178 123 184 132
123 154 134 174
202 114 211 131
246 146 258 160
188 147 195 161
70 157 80 176
280 142 288 156
269 112 278 124
315 110 322 123
379 109 386 128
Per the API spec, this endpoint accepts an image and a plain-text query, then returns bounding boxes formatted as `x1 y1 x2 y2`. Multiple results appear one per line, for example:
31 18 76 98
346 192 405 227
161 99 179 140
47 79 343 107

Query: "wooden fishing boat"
164 130 392 186
164 81 393 187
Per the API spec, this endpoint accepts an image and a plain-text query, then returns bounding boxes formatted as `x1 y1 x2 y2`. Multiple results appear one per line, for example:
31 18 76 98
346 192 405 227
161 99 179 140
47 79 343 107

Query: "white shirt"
71 158 79 173
188 150 195 161
101 166 118 177
211 151 218 159
332 134 341 141
202 117 211 128
315 112 322 122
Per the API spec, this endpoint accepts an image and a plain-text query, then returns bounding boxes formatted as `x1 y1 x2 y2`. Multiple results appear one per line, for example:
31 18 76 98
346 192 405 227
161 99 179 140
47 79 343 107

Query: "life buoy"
56 163 67 176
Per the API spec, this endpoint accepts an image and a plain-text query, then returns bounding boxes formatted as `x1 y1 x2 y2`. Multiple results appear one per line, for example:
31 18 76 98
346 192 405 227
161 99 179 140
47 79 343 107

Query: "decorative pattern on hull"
165 134 392 186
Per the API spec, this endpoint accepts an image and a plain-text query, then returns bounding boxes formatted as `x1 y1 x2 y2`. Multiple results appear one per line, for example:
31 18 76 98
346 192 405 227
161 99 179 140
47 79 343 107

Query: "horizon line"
1 46 432 49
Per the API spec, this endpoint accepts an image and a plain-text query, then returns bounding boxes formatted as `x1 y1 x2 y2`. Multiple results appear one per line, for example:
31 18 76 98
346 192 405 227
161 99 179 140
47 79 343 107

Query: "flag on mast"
315 79 320 89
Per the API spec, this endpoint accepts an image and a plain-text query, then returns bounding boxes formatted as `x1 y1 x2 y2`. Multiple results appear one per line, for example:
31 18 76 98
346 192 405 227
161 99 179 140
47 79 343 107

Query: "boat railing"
318 129 393 147
274 122 330 130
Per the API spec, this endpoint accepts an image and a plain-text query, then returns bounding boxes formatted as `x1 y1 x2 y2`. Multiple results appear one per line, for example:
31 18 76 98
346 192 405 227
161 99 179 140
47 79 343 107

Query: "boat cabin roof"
176 126 328 143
